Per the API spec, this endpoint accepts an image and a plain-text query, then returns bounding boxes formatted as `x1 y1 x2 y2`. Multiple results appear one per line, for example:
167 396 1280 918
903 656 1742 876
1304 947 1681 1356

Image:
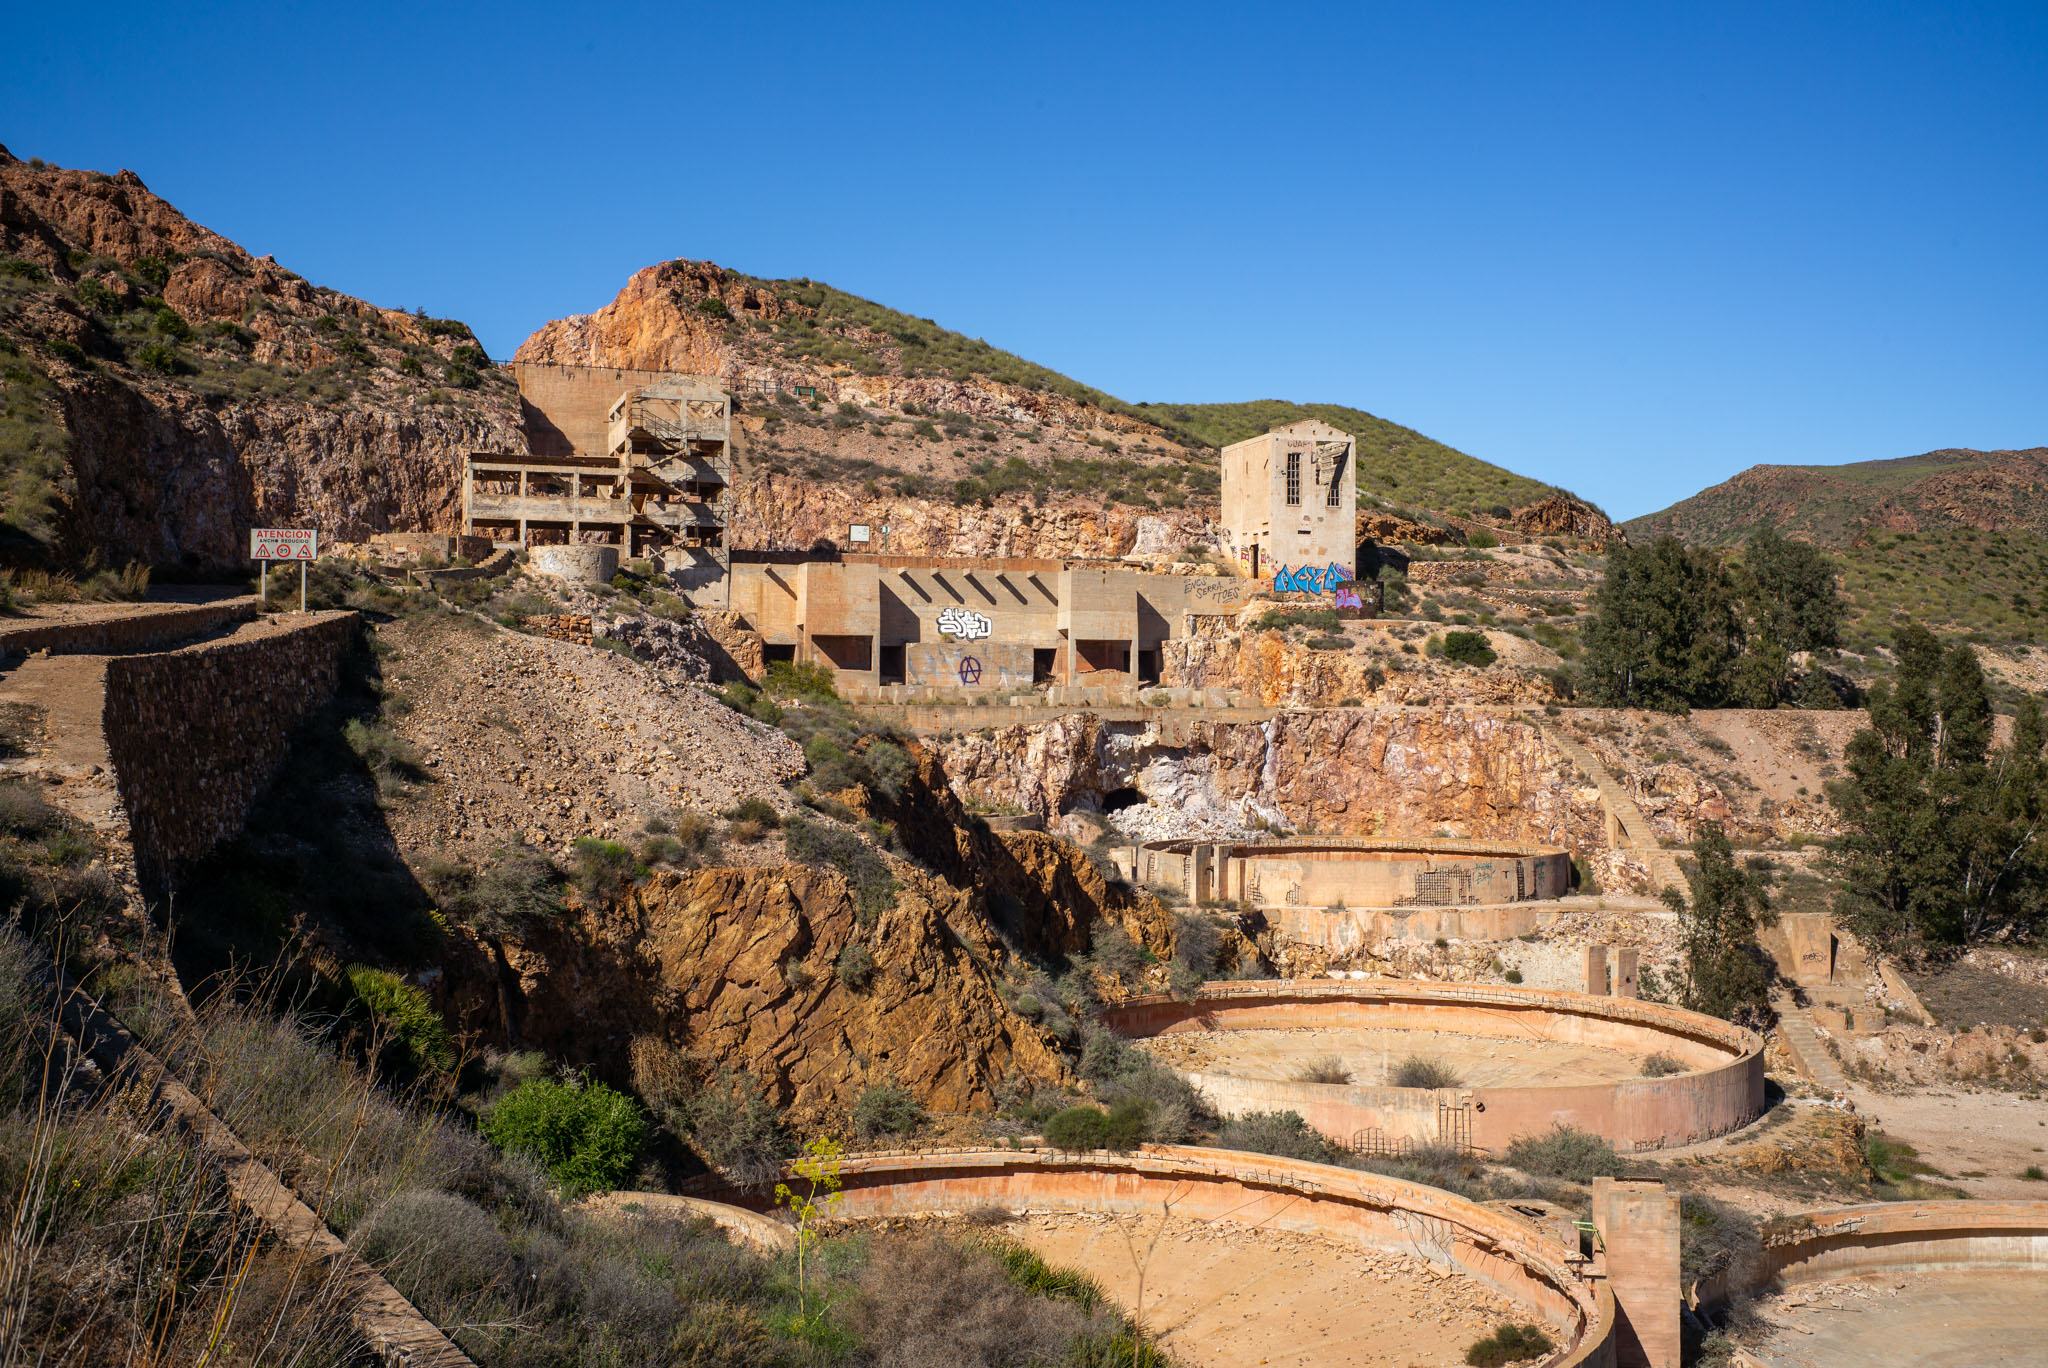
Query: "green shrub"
1503 967 1524 984
1392 1055 1462 1089
151 306 191 340
481 1076 648 1196
1214 1110 1337 1163
1464 1323 1552 1366
695 296 732 320
73 278 116 312
782 818 896 921
675 1071 791 1190
345 964 454 1074
1043 1105 1110 1152
763 658 839 702
724 795 781 827
835 941 876 991
569 837 639 902
0 257 47 282
1441 630 1497 666
351 1189 513 1305
424 843 561 938
1639 1052 1683 1078
1291 1056 1351 1085
1505 1123 1625 1183
1466 529 1500 550
850 1082 925 1140
443 361 479 389
135 341 185 375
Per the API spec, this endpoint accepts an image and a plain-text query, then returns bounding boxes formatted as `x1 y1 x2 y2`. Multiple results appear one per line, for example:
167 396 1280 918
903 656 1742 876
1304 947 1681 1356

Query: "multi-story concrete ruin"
1219 418 1357 582
464 365 731 587
471 366 1364 699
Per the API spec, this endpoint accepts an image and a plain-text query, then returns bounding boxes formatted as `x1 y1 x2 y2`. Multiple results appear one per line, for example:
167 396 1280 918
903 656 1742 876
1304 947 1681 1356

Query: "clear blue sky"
5 1 2044 519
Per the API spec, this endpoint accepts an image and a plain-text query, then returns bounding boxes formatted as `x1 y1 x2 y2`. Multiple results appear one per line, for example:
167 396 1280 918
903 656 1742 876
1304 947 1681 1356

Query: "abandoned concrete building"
1219 418 1358 582
469 366 1356 699
725 554 1266 699
464 365 731 586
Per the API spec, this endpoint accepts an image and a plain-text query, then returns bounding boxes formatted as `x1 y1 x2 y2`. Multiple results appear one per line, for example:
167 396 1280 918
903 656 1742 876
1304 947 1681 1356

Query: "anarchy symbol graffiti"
957 656 983 685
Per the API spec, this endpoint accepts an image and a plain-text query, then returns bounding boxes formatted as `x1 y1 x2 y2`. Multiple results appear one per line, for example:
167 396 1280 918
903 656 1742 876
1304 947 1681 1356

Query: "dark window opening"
1032 648 1057 684
1102 787 1144 813
763 643 796 665
1137 649 1160 684
880 644 907 685
1285 451 1301 506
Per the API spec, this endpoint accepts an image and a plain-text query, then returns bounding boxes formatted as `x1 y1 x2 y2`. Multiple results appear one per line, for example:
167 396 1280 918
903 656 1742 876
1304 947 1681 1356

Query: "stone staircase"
1770 993 1852 1093
1524 714 1688 895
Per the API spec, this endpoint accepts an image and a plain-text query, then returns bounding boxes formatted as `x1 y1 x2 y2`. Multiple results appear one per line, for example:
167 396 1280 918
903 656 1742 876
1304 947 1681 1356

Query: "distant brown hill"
1623 447 2048 548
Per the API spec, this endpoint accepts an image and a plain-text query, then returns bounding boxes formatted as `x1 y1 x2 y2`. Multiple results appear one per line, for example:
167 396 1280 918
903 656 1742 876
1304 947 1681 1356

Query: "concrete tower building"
1218 419 1357 580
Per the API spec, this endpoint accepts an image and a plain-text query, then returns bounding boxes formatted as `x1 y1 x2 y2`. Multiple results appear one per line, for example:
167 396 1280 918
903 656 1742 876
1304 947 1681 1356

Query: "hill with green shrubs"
1623 446 2048 548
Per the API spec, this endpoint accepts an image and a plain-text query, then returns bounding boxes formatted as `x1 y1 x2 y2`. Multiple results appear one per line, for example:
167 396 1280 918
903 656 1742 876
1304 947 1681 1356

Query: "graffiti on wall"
936 607 993 640
1272 563 1354 595
957 656 983 685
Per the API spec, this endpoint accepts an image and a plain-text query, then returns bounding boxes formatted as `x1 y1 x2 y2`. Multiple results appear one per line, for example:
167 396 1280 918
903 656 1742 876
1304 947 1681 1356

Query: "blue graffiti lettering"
1272 563 1356 596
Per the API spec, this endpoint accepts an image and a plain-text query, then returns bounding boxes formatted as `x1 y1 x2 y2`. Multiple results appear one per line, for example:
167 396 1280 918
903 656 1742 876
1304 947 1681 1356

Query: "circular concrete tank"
1104 980 1765 1155
528 543 620 584
690 1145 1616 1368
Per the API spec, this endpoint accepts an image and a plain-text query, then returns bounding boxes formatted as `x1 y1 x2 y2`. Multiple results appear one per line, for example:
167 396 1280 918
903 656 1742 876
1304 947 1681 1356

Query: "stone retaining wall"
102 612 358 890
523 614 593 645
1104 980 1765 1155
0 597 258 658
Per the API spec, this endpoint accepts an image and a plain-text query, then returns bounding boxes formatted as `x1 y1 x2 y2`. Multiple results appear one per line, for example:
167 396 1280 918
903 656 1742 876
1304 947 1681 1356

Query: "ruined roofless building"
1219 418 1357 582
465 366 731 585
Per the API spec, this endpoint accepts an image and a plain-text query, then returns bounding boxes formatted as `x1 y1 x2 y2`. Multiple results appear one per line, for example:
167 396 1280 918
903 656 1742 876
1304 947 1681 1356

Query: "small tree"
774 1136 844 1324
1664 823 1776 1028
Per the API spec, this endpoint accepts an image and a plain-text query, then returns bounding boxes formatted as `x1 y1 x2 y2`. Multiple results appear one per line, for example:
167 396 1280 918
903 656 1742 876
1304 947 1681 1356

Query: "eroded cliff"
0 147 522 566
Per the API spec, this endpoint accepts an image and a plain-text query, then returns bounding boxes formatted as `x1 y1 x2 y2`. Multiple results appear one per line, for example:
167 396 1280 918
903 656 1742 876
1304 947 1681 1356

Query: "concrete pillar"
1585 945 1609 996
1615 947 1640 999
1591 1178 1681 1368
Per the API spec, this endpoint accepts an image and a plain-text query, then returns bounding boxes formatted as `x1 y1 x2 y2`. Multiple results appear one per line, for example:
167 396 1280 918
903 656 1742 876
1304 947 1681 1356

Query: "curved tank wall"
1103 980 1766 1155
691 1144 1617 1368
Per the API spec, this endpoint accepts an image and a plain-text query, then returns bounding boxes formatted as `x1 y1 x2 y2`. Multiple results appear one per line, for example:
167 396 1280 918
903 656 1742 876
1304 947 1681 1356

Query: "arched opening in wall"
1102 787 1144 814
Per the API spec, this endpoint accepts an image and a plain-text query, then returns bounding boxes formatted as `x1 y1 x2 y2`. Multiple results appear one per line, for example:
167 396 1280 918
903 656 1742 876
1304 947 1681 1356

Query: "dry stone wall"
102 611 358 889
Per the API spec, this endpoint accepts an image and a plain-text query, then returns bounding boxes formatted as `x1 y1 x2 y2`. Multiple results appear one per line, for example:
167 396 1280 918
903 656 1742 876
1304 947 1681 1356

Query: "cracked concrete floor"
1746 1271 2048 1368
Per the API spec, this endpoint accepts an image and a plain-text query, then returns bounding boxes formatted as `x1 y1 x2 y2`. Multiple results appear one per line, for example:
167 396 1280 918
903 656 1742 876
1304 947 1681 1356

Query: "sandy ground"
999 1211 1538 1368
1139 1025 1646 1088
1745 1272 2048 1368
1846 1085 2048 1199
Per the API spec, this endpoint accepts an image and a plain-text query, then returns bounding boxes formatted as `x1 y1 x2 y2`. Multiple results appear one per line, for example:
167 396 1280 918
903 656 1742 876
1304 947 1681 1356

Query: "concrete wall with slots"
726 556 1268 696
102 612 358 891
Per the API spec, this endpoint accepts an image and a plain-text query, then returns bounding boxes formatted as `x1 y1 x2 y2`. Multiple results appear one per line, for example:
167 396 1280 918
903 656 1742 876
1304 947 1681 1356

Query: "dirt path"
0 653 124 830
1000 1211 1533 1368
1846 1085 2048 1198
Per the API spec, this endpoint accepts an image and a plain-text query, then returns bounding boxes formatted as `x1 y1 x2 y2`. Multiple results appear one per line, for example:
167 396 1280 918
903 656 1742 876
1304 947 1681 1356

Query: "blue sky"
5 1 2044 519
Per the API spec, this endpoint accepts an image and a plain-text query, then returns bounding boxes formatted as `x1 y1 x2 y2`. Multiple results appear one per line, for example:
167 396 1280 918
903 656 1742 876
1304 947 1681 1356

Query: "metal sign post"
250 528 319 612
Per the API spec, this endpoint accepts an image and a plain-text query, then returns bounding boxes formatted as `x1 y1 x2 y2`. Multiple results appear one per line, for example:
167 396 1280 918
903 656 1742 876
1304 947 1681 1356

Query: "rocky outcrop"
455 863 1068 1123
0 147 523 568
516 259 1170 442
1163 623 1554 709
935 708 1609 850
1512 494 1614 541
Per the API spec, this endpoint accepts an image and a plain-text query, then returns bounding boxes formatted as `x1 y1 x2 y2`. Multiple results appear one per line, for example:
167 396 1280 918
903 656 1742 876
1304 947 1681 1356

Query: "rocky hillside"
516 259 1593 559
0 145 521 569
1624 446 2048 548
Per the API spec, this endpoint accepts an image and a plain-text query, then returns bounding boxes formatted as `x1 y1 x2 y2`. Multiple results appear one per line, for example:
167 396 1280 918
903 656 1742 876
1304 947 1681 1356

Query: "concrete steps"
1525 715 1690 896
1772 994 1852 1093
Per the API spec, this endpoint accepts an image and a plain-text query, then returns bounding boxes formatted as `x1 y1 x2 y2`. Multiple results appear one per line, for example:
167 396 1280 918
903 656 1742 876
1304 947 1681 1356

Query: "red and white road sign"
250 528 319 560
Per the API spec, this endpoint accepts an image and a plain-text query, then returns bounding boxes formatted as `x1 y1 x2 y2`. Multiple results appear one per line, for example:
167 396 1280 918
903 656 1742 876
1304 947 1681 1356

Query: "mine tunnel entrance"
1101 787 1145 813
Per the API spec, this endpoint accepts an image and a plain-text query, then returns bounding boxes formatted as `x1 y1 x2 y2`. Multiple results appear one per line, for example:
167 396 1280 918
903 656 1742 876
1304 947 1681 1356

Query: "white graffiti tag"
936 607 993 640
